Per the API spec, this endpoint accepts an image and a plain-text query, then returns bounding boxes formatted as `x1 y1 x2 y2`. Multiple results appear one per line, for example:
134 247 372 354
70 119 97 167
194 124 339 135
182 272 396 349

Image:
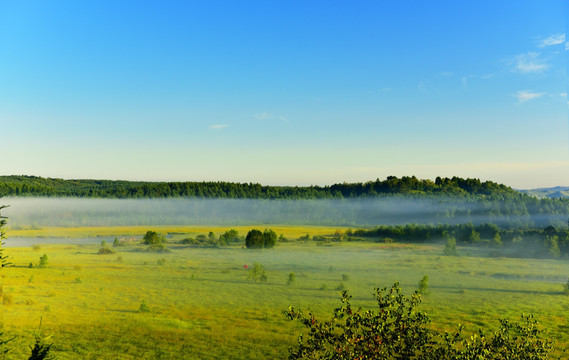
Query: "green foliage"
443 236 458 256
28 334 55 360
287 272 296 286
492 232 502 246
563 278 569 296
247 263 267 282
286 282 554 359
341 274 349 281
142 231 165 246
138 300 150 313
112 237 121 247
97 247 115 255
245 229 264 249
219 229 240 245
263 229 277 248
100 239 106 247
469 229 481 243
245 229 278 249
1 332 15 357
285 282 433 359
418 275 429 295
38 254 49 268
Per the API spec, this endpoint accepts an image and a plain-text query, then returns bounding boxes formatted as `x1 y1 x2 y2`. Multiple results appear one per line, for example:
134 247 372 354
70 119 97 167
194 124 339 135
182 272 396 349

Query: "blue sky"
1 1 567 188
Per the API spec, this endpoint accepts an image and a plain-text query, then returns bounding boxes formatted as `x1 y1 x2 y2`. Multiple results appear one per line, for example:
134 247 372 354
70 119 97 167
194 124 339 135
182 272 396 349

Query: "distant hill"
519 186 569 198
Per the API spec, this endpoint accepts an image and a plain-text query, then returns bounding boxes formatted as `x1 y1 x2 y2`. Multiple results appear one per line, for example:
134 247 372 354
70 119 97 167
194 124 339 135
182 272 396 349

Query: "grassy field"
3 225 569 359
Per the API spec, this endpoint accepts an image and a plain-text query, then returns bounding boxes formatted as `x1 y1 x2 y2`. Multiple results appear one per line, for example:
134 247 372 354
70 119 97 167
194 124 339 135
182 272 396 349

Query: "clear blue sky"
1 1 567 188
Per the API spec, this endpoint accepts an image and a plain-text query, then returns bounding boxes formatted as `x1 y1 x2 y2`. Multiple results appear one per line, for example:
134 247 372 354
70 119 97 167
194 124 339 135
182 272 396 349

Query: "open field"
3 226 569 359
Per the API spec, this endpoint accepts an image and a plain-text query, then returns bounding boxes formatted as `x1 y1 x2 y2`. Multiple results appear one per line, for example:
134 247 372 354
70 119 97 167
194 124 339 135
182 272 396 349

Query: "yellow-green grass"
2 227 569 359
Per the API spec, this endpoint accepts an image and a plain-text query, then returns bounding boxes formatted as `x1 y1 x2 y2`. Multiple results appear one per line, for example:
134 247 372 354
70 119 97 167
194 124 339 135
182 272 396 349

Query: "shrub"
443 236 458 256
247 263 267 282
38 254 49 268
418 274 429 295
138 300 150 313
97 247 115 255
341 274 350 281
146 243 170 253
287 272 296 286
286 282 554 359
563 278 569 295
113 237 121 247
219 229 240 245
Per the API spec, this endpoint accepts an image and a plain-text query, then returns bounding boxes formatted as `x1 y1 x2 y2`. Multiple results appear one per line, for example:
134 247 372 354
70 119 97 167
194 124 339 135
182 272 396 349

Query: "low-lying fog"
0 196 559 228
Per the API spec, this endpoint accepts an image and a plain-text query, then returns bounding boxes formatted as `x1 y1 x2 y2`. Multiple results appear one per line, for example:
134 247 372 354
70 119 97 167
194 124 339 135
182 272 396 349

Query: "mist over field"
1 196 561 228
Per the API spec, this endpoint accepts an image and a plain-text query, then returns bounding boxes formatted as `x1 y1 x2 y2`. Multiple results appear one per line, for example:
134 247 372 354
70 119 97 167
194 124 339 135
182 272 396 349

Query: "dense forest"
1 175 568 229
0 175 525 199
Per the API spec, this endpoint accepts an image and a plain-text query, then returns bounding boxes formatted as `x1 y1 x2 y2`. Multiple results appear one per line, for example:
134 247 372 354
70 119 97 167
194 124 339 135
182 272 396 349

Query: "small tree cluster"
142 230 167 251
142 231 165 246
219 229 240 245
245 229 277 249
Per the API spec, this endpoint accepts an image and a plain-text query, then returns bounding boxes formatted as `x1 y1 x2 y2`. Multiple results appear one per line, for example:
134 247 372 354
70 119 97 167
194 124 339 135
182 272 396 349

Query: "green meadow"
3 226 569 359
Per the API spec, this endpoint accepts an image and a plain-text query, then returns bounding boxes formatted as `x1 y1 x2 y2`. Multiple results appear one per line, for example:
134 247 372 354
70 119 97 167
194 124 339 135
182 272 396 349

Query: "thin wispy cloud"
209 124 230 130
254 112 289 122
537 33 565 47
439 71 453 77
511 52 549 73
515 90 546 103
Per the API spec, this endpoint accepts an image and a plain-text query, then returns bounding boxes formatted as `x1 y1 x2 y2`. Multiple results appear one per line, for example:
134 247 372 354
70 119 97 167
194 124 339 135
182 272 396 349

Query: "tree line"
0 175 535 199
354 223 569 258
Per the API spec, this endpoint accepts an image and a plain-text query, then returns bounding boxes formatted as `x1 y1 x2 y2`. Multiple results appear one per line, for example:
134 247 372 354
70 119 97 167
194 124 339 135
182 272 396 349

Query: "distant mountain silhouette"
518 186 569 198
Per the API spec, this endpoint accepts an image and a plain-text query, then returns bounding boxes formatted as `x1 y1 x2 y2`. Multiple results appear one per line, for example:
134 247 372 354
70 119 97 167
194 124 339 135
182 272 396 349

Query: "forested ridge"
0 175 534 199
2 175 569 229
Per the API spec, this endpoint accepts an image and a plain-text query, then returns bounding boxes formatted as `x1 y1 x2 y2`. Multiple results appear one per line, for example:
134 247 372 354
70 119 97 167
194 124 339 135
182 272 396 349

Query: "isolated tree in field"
142 230 165 246
563 278 569 295
263 229 277 248
38 254 49 268
443 236 458 256
492 232 502 246
245 229 264 249
247 263 267 282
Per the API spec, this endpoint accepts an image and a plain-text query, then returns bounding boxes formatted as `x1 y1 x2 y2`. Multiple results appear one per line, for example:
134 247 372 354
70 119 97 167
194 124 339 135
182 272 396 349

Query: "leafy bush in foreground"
285 282 554 359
